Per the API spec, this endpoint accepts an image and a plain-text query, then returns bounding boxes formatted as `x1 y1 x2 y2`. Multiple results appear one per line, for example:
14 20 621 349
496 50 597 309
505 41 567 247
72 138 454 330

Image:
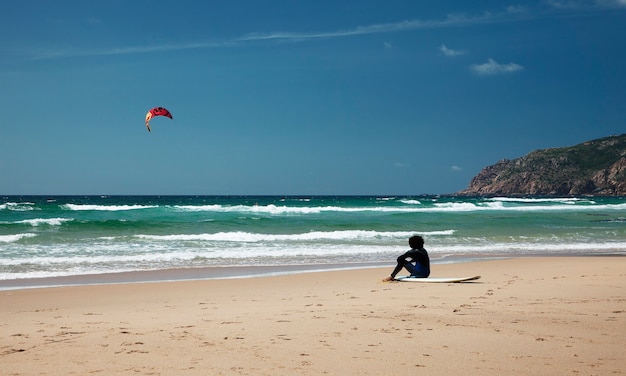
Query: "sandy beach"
2 257 624 375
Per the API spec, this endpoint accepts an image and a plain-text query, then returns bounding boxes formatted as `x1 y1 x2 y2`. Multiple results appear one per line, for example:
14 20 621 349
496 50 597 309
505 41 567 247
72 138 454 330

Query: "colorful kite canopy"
145 107 173 132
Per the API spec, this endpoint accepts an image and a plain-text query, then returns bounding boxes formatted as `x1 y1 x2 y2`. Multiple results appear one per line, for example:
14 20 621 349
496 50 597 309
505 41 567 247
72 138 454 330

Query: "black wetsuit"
390 247 430 278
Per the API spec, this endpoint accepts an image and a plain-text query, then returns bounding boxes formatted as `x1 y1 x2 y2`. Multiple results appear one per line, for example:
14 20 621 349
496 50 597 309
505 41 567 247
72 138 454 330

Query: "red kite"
145 107 173 132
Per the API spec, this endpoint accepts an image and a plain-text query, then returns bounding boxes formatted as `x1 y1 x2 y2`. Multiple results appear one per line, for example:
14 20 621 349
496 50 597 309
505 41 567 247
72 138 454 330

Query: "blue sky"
2 1 625 195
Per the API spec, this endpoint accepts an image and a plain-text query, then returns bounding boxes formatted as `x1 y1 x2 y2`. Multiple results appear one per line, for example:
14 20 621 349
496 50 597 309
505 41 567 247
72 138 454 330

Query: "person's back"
383 235 430 281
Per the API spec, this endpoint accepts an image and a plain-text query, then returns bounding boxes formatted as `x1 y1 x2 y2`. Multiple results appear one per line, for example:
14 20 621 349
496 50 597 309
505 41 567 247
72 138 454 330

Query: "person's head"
408 235 424 249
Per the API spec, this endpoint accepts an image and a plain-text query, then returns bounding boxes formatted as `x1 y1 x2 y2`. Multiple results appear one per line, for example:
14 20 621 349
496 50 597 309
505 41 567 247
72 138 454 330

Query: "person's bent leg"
383 261 405 282
404 261 429 278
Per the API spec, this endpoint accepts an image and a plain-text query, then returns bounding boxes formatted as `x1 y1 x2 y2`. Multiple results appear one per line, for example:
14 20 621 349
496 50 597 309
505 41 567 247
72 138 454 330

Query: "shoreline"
2 253 623 291
2 256 624 375
0 262 390 291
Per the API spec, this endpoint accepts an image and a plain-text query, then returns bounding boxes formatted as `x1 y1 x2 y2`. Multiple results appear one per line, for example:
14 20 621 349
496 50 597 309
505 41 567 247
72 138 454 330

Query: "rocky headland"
457 134 626 196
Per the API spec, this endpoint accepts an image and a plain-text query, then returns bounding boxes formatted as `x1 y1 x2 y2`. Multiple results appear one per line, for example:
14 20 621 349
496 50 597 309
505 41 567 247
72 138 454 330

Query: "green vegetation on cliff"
458 134 626 196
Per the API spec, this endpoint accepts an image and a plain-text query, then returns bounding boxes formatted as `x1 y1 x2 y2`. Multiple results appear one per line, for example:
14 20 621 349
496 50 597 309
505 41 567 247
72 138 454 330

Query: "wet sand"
2 257 625 375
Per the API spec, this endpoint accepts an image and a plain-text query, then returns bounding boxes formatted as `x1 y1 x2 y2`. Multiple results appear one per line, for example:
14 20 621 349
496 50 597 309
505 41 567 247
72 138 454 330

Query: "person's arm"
383 252 409 282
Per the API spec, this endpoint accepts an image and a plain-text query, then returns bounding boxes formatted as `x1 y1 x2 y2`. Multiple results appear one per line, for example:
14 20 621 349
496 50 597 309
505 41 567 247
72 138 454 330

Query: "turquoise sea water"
1 195 626 282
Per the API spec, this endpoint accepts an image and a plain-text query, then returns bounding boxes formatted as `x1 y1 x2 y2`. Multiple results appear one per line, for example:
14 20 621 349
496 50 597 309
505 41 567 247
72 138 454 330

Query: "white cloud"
470 58 524 75
440 44 465 57
451 165 463 172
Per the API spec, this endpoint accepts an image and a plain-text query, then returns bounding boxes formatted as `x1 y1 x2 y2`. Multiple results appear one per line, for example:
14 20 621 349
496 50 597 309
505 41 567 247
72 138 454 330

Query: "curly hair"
408 235 424 249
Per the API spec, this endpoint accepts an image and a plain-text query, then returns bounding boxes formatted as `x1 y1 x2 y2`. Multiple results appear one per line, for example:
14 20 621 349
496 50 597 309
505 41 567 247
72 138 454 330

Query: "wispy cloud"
470 58 524 75
18 3 624 61
547 0 626 9
451 165 463 172
235 13 498 42
505 5 528 14
440 44 465 57
26 42 224 61
596 0 626 7
23 12 505 61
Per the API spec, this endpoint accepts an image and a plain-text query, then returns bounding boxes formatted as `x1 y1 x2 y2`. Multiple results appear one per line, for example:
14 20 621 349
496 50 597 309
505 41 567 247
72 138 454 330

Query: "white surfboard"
394 275 481 283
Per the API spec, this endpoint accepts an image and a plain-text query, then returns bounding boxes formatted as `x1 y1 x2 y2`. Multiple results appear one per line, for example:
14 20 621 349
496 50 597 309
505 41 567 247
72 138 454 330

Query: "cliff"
457 134 626 196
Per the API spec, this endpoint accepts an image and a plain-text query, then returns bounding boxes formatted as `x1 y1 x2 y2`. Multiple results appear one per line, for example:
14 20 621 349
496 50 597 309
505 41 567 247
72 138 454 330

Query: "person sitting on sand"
382 235 430 282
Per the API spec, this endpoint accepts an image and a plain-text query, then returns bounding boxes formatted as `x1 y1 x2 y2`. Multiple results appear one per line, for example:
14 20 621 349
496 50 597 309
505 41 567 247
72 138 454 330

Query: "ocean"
2 195 626 288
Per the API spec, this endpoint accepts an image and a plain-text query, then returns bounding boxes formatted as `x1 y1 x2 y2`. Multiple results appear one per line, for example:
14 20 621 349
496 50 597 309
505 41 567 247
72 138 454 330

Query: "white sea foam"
399 199 421 205
0 202 36 211
135 229 456 242
16 218 73 226
171 201 626 214
62 204 158 211
175 203 453 214
430 241 626 254
0 233 37 243
490 197 585 204
174 204 338 214
433 201 626 212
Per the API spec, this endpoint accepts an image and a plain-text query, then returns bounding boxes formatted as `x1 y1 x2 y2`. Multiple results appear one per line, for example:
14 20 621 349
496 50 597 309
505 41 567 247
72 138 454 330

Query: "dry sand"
2 257 625 375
